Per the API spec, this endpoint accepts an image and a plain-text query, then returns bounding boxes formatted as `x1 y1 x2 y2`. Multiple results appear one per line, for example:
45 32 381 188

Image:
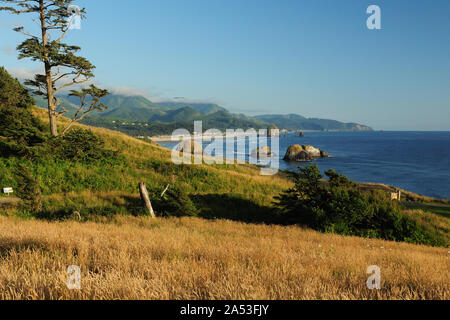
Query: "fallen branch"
161 184 170 198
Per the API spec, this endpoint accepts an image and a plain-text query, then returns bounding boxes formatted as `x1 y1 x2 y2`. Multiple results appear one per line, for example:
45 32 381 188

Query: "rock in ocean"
283 144 329 162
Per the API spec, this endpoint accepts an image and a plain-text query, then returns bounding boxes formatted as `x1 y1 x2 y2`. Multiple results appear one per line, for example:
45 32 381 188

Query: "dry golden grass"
0 215 448 300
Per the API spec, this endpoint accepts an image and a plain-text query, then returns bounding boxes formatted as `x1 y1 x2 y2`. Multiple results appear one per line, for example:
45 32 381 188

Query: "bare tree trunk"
46 64 58 137
39 0 58 137
139 183 155 218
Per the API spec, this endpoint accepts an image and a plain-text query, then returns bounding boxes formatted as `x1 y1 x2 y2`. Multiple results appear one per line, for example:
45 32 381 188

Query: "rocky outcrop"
283 145 329 162
176 139 203 155
320 150 329 158
251 146 273 159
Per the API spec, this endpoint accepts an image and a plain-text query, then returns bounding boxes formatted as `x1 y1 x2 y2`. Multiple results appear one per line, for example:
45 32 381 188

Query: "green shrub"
275 164 445 246
151 185 199 218
13 164 43 213
48 128 118 164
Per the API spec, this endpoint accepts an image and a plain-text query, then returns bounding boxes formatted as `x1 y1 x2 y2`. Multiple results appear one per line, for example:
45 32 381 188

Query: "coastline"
149 130 341 142
148 129 378 142
152 142 449 202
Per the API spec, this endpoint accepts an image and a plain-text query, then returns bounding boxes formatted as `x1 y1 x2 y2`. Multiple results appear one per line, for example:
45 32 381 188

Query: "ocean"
158 131 450 200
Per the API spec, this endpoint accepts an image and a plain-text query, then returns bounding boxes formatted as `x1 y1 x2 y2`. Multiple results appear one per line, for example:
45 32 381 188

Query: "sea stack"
283 144 329 162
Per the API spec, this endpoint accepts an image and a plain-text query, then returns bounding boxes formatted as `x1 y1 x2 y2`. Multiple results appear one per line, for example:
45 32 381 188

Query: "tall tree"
0 0 108 136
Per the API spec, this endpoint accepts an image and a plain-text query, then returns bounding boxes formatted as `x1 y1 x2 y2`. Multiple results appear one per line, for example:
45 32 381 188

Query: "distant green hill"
155 101 227 115
255 114 321 131
33 93 373 134
255 114 373 131
153 106 204 123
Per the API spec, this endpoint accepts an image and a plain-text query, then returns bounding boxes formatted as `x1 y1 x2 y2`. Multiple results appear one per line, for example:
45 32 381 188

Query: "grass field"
0 215 448 300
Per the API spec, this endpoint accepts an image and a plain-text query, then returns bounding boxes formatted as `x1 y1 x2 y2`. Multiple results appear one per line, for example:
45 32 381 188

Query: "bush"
275 164 445 246
151 185 199 218
48 128 118 163
13 164 43 213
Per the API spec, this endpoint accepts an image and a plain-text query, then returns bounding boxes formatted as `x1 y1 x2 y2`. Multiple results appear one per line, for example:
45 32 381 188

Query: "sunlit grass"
0 215 448 300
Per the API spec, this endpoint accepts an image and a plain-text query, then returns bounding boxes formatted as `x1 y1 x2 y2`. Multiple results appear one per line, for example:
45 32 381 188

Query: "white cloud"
108 86 151 98
6 66 222 105
6 67 43 81
151 96 223 106
106 86 219 105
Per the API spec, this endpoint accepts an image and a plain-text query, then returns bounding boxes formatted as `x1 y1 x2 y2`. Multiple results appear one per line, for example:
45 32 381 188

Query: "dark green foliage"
275 164 445 246
151 185 199 218
48 128 117 163
0 107 47 157
13 164 42 213
0 66 34 109
0 67 47 158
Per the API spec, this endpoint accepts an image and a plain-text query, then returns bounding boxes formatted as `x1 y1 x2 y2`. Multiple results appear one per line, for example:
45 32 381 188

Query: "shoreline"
148 130 372 142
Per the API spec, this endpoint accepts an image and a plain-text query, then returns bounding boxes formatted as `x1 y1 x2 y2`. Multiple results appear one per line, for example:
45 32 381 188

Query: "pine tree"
0 0 109 136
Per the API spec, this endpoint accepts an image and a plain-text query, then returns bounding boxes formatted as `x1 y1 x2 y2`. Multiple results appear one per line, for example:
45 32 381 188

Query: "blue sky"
1 0 449 130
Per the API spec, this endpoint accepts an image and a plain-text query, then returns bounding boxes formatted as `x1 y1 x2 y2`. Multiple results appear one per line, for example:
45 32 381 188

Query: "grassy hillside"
0 107 289 222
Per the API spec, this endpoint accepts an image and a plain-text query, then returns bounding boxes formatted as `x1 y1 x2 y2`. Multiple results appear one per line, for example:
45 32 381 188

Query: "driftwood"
139 182 156 218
